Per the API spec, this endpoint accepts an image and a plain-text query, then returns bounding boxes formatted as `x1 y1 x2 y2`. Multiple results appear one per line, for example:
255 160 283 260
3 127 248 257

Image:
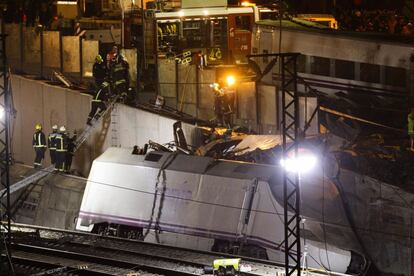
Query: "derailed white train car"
76 147 364 274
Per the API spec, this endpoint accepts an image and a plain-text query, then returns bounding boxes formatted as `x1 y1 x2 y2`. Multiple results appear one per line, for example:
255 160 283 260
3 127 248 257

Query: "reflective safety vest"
55 133 68 152
409 113 414 135
92 82 109 102
33 131 46 148
48 131 58 150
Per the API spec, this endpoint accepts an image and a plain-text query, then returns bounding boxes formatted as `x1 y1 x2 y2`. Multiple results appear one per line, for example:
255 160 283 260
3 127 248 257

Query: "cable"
321 153 332 272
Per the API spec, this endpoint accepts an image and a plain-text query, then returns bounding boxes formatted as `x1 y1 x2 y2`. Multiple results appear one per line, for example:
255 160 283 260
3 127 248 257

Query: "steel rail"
10 223 348 276
12 243 199 276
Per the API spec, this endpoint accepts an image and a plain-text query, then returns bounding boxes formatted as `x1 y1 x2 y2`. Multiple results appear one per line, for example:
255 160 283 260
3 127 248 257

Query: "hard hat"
52 125 58 130
59 126 66 132
95 55 103 63
35 123 42 130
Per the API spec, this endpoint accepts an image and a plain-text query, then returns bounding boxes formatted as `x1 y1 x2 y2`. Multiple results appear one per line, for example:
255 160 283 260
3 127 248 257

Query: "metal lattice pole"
246 51 302 274
280 53 301 276
0 21 13 274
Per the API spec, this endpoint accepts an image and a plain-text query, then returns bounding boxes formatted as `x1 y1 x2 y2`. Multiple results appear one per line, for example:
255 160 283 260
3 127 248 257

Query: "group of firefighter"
32 124 76 173
88 45 131 126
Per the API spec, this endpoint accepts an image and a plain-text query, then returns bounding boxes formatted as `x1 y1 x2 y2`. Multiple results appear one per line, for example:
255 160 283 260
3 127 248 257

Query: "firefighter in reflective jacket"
86 81 109 126
55 126 68 172
92 55 107 88
32 123 47 168
48 125 58 165
65 131 77 173
111 54 129 99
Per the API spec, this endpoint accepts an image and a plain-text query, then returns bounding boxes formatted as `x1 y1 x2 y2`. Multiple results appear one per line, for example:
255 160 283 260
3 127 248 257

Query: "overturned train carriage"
76 147 369 274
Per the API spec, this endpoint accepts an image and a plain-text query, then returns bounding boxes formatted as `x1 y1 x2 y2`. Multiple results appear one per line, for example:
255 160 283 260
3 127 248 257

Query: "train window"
310 56 330 76
384 66 406 88
360 63 380 84
235 16 251 31
335 59 354 80
210 19 227 48
145 153 163 162
157 22 179 54
182 20 208 49
297 55 306 73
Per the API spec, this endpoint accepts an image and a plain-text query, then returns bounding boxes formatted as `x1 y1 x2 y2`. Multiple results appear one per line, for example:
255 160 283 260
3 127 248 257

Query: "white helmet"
59 126 66 132
52 125 58 130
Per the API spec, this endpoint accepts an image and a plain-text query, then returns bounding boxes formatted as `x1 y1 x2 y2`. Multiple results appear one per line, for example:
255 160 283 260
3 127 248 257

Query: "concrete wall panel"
121 49 137 87
198 69 215 109
42 84 67 129
5 24 21 70
23 27 41 75
43 31 60 69
82 40 99 77
14 77 44 165
178 65 196 104
258 85 277 127
62 36 80 73
158 59 176 99
11 75 199 176
237 82 256 122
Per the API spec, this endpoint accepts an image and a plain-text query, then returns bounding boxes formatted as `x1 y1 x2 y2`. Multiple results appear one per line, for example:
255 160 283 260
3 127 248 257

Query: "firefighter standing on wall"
210 79 235 128
55 126 68 172
32 123 47 168
92 55 107 88
106 45 119 70
47 125 58 165
111 54 130 100
86 80 109 126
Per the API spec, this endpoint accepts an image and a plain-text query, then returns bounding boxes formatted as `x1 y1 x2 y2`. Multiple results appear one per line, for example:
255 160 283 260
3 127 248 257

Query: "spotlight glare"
280 154 317 174
226 75 236 87
0 106 5 120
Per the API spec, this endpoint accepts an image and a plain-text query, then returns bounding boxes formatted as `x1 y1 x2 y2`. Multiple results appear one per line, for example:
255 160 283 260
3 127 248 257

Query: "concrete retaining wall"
5 24 99 80
11 74 197 176
157 61 317 134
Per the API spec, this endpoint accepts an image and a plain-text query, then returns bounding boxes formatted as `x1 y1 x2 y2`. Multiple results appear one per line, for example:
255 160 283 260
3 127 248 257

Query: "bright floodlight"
280 154 317 174
226 75 236 87
0 106 4 120
178 10 184 17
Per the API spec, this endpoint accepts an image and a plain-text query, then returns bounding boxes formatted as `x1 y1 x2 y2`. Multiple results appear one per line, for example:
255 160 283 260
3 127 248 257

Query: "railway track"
6 224 342 276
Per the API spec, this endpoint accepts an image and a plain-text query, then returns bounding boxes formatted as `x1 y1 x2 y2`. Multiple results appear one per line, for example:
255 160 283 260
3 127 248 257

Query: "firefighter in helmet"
33 123 47 168
55 126 68 172
93 54 107 88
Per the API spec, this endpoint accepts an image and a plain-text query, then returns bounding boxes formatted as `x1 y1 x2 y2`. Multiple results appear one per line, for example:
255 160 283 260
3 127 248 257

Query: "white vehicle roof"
94 147 279 181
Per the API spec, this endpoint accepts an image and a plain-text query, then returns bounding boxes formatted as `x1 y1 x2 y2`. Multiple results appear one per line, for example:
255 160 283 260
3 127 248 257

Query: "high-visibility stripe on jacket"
55 134 68 152
48 132 58 150
33 131 46 148
115 79 126 86
92 89 103 102
408 113 414 135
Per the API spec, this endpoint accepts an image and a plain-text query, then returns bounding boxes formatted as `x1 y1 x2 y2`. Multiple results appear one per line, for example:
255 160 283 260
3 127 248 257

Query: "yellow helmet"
35 123 42 130
95 55 103 64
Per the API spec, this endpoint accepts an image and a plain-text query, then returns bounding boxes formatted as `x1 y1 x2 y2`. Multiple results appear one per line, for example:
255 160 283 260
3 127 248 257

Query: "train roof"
93 147 280 181
256 19 414 46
